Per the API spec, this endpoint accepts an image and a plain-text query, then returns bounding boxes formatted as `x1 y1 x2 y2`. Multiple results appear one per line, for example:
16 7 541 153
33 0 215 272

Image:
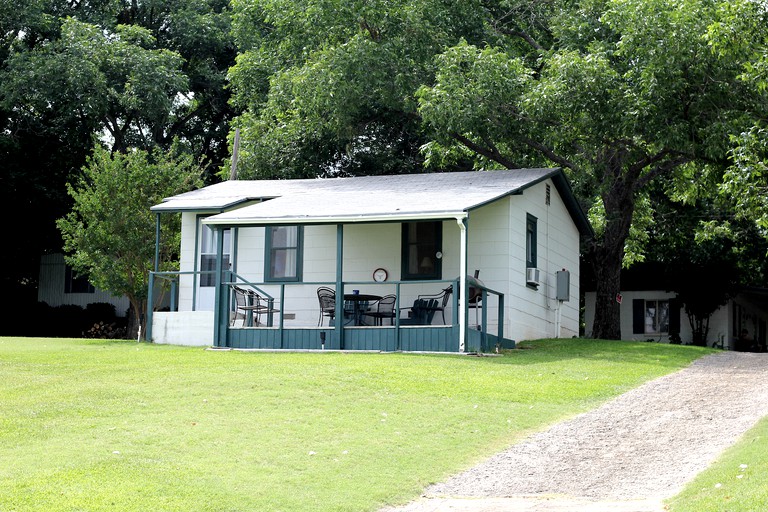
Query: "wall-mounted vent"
526 267 541 286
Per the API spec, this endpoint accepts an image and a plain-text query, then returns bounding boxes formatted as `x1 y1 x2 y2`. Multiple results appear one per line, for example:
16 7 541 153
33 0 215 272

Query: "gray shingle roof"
151 169 592 235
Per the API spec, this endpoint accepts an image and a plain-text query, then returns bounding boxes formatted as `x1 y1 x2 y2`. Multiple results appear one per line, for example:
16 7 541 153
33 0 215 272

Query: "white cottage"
147 169 592 352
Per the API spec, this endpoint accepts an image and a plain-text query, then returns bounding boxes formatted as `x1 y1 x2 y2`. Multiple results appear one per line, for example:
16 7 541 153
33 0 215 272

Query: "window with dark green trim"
401 221 442 280
265 225 303 282
526 214 537 269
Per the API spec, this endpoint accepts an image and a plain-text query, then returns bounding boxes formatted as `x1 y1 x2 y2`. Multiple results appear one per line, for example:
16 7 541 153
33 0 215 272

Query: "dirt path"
383 352 768 512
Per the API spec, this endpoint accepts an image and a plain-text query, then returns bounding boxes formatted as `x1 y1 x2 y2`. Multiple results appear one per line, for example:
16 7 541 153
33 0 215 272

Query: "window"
199 224 231 287
644 300 670 334
402 221 442 280
266 225 303 281
632 299 670 334
65 265 94 294
526 214 537 269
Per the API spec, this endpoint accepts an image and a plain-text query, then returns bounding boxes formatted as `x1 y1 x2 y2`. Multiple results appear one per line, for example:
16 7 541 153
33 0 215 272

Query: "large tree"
417 0 755 339
57 145 202 338
0 0 236 329
229 0 757 339
227 0 491 178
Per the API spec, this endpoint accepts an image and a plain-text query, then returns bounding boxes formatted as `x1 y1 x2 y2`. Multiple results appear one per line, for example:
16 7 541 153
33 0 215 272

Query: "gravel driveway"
383 352 768 512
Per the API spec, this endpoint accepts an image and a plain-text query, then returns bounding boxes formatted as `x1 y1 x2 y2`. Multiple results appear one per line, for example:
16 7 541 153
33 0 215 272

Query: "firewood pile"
84 321 127 339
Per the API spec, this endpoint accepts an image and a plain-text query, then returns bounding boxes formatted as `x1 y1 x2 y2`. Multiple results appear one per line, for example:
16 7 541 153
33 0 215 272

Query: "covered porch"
146 215 511 353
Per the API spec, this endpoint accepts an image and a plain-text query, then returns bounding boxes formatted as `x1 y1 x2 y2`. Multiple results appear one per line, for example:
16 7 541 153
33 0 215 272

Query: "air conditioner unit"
526 267 541 286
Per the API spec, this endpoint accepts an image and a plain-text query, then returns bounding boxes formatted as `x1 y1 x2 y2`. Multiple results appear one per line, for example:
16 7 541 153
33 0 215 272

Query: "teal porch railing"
146 270 511 352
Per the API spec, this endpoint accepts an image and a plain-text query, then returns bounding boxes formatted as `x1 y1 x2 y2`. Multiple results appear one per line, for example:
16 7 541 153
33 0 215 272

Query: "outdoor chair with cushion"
400 298 439 325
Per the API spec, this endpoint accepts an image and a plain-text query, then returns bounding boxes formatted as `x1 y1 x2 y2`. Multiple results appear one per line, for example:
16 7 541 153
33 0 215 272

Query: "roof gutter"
202 211 469 227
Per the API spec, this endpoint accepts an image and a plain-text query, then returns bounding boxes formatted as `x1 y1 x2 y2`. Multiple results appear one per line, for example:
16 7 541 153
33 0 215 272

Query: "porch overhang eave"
150 197 267 213
202 211 468 227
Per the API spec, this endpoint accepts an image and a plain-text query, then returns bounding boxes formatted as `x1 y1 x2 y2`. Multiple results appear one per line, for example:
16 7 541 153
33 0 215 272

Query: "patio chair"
362 294 397 326
418 285 453 325
400 298 439 325
232 285 280 327
316 287 336 326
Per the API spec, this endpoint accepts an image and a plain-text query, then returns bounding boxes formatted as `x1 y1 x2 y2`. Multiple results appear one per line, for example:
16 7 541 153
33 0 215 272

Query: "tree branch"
449 131 520 168
493 26 545 52
522 137 579 171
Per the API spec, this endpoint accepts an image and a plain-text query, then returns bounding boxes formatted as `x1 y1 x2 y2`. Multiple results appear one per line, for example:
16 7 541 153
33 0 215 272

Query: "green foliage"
57 146 202 333
0 337 707 511
416 0 758 338
228 0 490 178
3 18 188 151
0 0 237 306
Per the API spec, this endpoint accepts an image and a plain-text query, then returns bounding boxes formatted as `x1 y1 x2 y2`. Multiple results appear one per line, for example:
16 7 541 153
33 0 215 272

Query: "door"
196 220 231 311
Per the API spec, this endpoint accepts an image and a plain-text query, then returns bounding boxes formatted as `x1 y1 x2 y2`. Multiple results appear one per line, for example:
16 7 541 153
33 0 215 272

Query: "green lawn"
666 416 768 511
0 337 709 512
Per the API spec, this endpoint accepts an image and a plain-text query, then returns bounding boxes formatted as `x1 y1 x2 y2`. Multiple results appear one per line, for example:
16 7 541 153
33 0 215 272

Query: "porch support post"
335 224 344 350
154 213 161 272
458 216 468 352
213 226 226 347
146 213 162 342
146 271 154 342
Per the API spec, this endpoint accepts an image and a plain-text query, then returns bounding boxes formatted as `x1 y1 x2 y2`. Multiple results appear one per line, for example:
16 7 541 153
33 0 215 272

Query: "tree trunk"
590 158 638 340
126 296 146 341
591 245 624 339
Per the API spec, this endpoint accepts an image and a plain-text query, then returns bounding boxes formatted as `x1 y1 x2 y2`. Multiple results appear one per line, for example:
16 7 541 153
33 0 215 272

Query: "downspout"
335 224 344 350
458 216 468 352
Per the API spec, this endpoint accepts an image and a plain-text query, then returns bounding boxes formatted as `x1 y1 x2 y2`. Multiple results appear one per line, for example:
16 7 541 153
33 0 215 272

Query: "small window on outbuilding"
65 265 94 294
633 299 680 335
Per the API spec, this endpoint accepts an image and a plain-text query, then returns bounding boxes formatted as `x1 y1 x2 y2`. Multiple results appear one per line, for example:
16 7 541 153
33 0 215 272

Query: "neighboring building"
146 169 593 351
37 253 130 316
583 266 768 351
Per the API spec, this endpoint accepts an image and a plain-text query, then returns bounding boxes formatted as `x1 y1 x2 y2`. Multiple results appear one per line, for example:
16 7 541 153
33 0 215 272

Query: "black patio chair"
400 298 439 325
316 286 336 326
232 285 279 327
418 285 453 325
362 294 397 326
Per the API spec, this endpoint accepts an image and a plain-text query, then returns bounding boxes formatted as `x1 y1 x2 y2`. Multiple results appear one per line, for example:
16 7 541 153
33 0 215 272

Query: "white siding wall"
177 212 199 312
38 253 131 316
502 180 581 340
151 311 213 346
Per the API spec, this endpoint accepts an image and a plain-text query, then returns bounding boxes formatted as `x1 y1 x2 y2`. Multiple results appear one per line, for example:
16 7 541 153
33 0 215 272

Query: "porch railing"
146 270 507 352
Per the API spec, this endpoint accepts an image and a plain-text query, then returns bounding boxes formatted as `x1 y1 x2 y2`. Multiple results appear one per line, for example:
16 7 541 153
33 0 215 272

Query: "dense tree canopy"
229 0 764 339
227 0 492 178
3 0 767 340
0 0 236 318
